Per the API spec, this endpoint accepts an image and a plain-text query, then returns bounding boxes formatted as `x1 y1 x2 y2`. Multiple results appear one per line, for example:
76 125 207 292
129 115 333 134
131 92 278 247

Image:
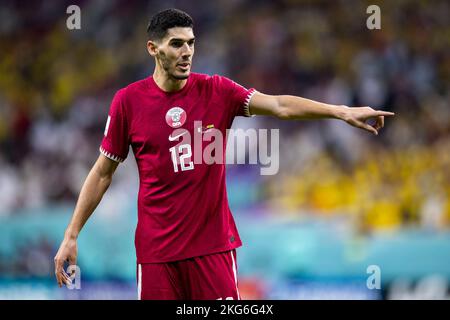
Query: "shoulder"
190 72 231 83
109 79 146 112
204 73 232 84
191 72 235 89
115 77 149 99
124 77 148 94
189 72 213 85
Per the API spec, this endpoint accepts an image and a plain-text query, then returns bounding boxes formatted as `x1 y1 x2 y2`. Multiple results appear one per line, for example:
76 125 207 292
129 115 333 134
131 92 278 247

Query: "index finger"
374 111 395 116
54 257 66 286
54 256 64 272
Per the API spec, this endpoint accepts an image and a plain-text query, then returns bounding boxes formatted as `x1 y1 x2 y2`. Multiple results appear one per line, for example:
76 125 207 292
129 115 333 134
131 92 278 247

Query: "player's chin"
172 68 190 80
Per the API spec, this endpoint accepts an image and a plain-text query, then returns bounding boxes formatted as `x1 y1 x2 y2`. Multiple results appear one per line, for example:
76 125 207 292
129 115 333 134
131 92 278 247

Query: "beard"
172 73 189 79
170 71 189 80
159 51 190 80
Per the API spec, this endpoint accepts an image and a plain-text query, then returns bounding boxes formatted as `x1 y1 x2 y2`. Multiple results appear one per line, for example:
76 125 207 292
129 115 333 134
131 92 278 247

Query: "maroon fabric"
100 73 255 263
137 249 240 300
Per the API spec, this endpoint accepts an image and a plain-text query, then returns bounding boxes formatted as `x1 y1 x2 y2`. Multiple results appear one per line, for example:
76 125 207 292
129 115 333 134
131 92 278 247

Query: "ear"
147 40 158 57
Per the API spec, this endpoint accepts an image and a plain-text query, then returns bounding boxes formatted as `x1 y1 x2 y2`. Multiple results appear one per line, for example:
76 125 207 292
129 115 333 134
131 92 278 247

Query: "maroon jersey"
100 73 256 263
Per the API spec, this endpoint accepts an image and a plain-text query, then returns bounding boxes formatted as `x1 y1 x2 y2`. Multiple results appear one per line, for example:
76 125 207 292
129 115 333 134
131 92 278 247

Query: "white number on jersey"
169 144 194 173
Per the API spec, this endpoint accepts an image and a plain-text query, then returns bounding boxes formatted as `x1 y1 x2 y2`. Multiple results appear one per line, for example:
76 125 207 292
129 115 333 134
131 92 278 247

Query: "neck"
152 65 188 93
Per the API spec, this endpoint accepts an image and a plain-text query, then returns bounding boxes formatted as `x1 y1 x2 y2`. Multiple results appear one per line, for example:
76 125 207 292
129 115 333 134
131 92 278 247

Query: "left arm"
248 92 395 135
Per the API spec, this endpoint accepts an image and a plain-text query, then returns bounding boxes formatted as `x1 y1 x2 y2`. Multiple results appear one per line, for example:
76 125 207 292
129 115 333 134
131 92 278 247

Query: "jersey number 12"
169 144 194 172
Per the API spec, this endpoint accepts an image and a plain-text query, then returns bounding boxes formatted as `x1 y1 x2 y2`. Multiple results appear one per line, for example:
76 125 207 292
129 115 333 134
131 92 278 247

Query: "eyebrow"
169 37 196 42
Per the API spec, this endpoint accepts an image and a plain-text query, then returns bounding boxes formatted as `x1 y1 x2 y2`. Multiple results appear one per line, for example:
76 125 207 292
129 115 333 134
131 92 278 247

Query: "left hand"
340 106 395 135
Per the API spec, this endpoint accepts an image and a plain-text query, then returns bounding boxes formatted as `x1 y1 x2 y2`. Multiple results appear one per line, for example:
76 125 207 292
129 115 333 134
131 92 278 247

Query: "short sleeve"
99 89 129 162
213 75 257 117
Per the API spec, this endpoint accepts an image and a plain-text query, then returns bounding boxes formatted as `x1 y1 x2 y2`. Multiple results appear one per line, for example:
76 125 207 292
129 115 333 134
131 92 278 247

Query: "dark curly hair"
147 8 194 41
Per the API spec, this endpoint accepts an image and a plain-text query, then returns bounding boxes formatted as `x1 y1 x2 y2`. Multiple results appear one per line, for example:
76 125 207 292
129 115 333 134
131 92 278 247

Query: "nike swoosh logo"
168 131 187 141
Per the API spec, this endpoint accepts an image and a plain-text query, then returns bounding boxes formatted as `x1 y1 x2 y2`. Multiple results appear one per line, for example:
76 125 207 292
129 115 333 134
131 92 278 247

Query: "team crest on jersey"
165 107 187 128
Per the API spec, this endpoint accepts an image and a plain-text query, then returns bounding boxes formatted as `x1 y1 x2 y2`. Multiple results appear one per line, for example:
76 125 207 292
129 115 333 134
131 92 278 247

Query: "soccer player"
54 8 394 300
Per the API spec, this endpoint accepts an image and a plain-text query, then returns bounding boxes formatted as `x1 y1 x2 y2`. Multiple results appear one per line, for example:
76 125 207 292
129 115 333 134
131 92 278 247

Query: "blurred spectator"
0 0 448 235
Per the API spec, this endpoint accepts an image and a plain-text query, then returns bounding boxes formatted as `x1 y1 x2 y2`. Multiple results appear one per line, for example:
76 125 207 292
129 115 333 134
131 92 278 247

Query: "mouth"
177 63 190 71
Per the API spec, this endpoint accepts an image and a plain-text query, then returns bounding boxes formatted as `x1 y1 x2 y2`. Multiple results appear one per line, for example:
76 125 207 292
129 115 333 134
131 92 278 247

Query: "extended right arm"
54 154 119 287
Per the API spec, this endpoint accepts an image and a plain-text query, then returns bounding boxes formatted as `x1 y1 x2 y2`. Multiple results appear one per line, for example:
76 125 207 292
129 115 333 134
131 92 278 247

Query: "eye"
171 41 183 48
188 40 195 46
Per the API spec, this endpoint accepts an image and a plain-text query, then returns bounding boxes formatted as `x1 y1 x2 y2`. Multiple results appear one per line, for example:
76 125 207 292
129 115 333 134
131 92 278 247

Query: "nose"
181 43 193 58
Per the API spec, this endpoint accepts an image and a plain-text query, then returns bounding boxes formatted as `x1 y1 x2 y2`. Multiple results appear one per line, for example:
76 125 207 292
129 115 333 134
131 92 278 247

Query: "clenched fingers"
54 257 72 287
349 118 379 135
374 116 384 131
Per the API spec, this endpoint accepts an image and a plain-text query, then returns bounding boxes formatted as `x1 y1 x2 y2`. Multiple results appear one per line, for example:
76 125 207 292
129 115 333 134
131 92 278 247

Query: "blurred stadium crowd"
1 0 448 231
